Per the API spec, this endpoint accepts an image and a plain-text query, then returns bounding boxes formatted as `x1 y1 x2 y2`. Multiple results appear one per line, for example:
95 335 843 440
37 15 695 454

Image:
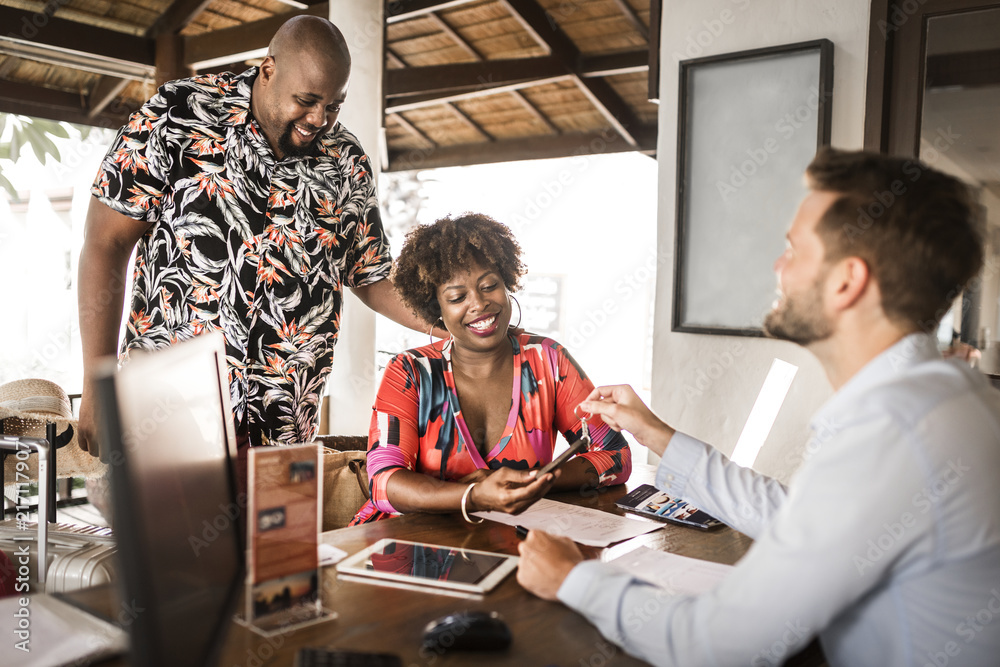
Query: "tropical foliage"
0 113 93 199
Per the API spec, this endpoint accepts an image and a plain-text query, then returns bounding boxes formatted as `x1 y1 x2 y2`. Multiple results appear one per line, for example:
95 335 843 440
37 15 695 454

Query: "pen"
515 525 529 539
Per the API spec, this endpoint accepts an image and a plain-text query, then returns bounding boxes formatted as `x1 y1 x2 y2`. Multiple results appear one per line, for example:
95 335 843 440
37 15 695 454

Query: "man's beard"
763 276 833 346
278 122 322 158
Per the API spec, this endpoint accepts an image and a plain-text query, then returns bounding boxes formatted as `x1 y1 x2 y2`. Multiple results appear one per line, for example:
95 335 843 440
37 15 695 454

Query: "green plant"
0 113 93 200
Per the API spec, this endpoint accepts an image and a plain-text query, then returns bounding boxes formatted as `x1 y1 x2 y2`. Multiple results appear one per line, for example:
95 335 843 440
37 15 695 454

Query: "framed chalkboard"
673 40 833 336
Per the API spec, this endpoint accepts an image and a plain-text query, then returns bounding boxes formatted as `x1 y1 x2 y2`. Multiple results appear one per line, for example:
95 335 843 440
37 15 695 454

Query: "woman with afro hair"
350 213 630 525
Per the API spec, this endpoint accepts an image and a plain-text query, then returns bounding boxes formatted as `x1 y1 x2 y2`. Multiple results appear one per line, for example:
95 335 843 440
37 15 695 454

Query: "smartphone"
537 435 590 477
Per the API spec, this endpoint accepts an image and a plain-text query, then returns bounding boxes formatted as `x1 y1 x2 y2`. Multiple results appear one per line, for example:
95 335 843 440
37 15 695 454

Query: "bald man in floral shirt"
78 17 432 457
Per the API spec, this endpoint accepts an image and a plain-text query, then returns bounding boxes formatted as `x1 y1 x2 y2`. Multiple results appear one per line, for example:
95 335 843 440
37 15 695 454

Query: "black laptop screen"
98 333 243 667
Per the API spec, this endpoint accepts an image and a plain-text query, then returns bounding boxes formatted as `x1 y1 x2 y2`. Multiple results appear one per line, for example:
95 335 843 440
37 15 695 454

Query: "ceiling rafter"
386 74 572 114
391 111 437 148
0 56 20 79
0 6 155 80
387 129 652 171
385 50 647 99
610 0 649 41
447 102 494 140
426 9 560 136
146 0 215 38
498 0 645 146
387 56 566 97
87 76 130 118
0 0 658 171
0 79 131 129
183 3 326 69
385 0 482 24
389 14 495 147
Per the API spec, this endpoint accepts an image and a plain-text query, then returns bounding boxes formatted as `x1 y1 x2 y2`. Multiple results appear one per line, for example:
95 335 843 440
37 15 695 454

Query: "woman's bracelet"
461 482 484 524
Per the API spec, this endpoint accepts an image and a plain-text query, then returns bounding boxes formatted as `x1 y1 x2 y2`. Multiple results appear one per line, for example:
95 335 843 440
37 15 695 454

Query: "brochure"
615 484 724 531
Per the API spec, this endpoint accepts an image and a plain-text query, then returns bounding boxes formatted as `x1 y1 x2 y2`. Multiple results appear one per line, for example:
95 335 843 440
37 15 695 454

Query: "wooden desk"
216 464 753 667
77 465 824 666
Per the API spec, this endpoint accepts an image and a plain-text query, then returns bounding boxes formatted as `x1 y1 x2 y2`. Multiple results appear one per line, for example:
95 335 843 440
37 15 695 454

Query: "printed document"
474 498 664 547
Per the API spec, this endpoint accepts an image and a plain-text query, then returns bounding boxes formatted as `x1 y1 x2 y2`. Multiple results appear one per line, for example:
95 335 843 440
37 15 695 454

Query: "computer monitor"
96 332 244 667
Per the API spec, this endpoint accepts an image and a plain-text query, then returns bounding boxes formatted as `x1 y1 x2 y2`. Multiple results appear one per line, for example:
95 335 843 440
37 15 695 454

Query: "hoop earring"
428 318 443 346
428 318 453 350
510 294 522 329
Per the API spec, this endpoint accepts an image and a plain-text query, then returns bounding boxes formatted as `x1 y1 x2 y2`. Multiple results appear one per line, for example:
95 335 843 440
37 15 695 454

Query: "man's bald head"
268 15 351 74
251 16 352 159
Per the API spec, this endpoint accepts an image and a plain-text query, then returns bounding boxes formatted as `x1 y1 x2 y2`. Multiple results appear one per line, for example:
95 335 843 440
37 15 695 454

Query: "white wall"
325 1 385 435
654 0 872 482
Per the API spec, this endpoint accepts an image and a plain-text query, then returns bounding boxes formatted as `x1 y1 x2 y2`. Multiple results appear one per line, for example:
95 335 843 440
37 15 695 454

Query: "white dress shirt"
558 334 1000 666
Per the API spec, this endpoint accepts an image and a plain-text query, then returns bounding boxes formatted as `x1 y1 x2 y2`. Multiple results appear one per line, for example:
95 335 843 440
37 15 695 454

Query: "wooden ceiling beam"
386 129 655 171
446 102 493 140
0 56 20 79
87 76 130 118
424 11 482 60
386 74 572 114
183 3 327 70
499 0 643 146
0 80 131 129
386 48 406 69
427 9 558 135
386 56 565 96
610 0 648 42
385 50 647 99
647 0 661 102
146 0 215 38
389 112 437 147
580 50 648 77
510 89 560 134
386 0 482 24
0 6 155 78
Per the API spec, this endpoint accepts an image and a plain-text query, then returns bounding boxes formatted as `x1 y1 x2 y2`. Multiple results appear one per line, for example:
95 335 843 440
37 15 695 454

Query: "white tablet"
336 539 519 595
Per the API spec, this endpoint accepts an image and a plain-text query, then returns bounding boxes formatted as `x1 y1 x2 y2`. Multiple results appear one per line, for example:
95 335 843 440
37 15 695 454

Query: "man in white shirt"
517 148 1000 666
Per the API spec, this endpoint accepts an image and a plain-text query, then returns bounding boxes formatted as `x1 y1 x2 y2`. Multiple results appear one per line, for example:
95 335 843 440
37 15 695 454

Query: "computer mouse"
420 610 512 653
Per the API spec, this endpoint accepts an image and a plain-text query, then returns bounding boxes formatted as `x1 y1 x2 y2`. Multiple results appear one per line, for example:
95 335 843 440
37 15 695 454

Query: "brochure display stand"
237 443 334 636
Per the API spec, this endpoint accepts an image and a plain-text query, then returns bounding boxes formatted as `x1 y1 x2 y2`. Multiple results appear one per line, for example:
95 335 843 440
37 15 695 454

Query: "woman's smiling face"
436 259 512 353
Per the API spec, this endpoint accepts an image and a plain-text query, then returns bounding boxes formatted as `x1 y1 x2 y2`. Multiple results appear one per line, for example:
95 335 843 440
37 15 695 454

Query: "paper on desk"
0 593 126 667
608 546 734 596
318 542 348 566
473 498 664 547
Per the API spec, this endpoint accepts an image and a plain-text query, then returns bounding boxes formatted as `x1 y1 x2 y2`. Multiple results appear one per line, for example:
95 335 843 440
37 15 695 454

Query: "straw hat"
0 378 106 480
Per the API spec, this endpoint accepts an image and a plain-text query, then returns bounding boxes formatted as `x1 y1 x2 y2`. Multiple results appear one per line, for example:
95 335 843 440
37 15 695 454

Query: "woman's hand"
578 384 676 456
468 467 558 514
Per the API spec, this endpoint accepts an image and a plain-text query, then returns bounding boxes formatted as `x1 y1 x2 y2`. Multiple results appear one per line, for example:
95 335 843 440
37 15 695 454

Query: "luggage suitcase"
1 433 117 594
0 519 117 594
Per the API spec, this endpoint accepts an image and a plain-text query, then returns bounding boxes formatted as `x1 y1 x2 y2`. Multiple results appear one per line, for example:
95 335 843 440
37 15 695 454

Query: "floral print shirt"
350 334 632 524
91 67 392 446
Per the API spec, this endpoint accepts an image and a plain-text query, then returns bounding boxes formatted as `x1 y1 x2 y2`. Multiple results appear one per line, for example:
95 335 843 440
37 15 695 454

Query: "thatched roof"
0 0 659 169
